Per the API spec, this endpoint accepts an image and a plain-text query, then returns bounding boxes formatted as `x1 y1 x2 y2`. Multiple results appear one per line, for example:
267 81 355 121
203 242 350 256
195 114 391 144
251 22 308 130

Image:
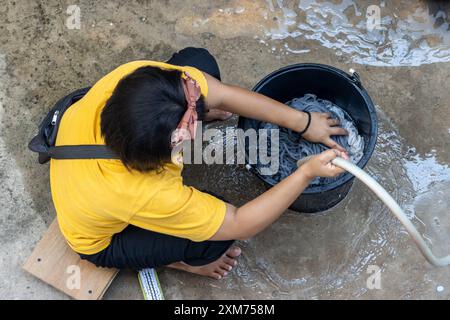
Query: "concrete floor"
1 0 449 299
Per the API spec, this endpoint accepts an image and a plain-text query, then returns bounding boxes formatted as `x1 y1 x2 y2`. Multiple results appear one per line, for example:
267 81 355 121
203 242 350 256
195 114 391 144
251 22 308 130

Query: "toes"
220 262 233 272
204 109 233 122
213 267 228 279
212 272 222 280
226 246 242 258
221 111 233 119
222 256 237 269
213 110 232 120
216 267 228 276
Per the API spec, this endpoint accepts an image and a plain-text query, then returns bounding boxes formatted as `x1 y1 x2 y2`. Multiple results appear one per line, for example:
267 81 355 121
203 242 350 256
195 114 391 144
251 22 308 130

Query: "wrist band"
298 111 311 135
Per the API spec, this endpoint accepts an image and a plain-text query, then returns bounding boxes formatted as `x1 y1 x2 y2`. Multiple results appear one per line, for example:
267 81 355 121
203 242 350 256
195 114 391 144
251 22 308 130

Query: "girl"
51 47 348 279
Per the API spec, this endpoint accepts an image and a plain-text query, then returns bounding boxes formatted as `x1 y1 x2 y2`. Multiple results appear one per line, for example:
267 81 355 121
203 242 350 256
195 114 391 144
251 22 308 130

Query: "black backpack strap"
29 87 123 163
48 145 120 160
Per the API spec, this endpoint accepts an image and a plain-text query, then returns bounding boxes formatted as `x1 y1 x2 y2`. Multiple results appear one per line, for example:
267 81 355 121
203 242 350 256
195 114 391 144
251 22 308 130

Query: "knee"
180 47 212 56
173 47 221 80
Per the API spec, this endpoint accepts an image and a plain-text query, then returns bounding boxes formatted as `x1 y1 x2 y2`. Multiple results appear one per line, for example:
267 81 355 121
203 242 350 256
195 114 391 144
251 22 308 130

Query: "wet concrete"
0 0 449 299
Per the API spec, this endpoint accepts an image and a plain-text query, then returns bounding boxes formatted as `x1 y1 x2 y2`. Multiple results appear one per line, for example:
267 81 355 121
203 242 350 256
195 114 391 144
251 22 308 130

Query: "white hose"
331 157 450 267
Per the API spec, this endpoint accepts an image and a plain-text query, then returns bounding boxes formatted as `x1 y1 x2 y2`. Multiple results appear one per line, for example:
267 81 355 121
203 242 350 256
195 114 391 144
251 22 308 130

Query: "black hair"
101 66 205 172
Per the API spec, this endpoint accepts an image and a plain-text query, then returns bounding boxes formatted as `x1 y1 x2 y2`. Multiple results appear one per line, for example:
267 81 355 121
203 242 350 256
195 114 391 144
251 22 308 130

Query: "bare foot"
167 246 241 280
204 109 233 122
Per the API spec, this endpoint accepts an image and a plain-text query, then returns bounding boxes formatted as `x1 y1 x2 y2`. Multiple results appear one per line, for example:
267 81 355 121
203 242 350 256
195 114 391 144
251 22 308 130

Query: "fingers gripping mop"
138 268 165 300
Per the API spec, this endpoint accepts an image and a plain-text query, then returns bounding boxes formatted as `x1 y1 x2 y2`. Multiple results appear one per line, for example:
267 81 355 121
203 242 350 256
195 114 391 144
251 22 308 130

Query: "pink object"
171 72 201 147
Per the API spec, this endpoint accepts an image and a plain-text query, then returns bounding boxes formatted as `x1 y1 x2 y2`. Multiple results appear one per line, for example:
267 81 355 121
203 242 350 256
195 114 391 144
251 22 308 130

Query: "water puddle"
403 151 450 258
404 150 450 193
176 0 450 66
265 0 450 66
182 107 448 298
411 181 450 258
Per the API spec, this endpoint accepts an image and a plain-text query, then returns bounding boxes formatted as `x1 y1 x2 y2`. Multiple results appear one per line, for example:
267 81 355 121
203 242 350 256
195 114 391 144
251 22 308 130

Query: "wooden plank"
23 219 118 300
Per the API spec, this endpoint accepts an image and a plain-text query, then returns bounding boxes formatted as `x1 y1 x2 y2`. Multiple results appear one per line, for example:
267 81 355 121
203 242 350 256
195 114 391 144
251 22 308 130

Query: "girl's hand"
300 149 349 180
301 112 348 152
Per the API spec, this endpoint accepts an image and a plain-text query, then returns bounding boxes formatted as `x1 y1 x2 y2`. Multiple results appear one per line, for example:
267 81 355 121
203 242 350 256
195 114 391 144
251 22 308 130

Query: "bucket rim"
239 63 378 194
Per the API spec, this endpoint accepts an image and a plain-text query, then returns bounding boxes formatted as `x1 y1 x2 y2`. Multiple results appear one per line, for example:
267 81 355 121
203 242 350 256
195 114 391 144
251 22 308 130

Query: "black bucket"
238 63 378 213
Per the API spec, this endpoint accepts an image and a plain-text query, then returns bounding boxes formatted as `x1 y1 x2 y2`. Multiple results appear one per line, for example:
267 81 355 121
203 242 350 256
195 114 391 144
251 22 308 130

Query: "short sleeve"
129 179 226 242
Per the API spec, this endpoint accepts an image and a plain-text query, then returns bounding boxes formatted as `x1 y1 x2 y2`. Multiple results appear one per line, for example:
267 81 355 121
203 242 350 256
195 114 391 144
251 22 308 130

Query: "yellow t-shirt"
50 61 227 255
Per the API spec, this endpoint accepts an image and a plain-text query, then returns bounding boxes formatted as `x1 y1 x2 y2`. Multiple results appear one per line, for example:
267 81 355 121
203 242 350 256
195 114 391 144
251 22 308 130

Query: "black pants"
80 48 233 270
80 224 234 269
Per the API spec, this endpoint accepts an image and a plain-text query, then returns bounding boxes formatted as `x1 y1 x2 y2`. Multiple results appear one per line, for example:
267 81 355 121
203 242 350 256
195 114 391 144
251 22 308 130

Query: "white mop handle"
331 157 450 267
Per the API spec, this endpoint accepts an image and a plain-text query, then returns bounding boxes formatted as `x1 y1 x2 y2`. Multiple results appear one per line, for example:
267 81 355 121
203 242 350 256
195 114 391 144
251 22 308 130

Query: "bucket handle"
348 68 362 88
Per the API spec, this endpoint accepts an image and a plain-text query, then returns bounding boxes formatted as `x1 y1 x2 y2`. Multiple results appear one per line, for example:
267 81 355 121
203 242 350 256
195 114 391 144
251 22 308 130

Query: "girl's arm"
209 149 349 241
203 72 348 151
